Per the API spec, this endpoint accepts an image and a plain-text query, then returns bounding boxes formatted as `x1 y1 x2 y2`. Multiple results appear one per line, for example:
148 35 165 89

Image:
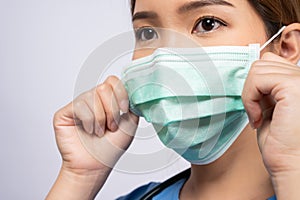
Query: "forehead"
134 0 241 12
132 0 259 27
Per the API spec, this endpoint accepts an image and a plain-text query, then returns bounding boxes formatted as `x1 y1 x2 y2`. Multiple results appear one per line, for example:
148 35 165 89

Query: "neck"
181 125 274 200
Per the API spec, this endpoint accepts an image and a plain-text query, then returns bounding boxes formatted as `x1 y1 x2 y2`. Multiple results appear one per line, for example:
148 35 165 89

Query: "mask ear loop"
260 26 286 51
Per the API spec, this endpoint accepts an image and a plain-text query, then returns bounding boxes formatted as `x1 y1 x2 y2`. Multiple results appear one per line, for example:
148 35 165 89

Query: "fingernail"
95 123 104 137
110 121 118 131
120 100 129 113
96 126 104 137
87 124 94 134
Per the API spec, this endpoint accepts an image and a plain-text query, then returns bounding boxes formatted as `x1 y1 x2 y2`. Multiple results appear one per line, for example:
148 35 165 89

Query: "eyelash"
134 16 228 42
192 16 227 34
135 26 158 42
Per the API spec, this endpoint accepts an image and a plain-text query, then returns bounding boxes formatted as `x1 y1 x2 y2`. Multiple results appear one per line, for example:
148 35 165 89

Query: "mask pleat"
121 44 259 165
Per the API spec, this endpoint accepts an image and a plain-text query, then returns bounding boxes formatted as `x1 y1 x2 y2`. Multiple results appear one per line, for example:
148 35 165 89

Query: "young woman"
47 0 300 199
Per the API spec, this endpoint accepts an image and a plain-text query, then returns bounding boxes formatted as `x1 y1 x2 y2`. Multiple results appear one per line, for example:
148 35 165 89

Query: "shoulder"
268 196 277 200
116 182 160 200
116 168 191 200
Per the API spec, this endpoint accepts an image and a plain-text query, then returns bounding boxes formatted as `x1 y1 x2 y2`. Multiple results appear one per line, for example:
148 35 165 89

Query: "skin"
47 0 300 199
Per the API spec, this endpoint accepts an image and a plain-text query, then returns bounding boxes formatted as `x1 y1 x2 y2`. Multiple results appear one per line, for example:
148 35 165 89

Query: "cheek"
189 20 268 47
230 32 266 46
190 30 267 47
132 48 156 60
237 26 267 46
218 24 267 47
234 12 268 45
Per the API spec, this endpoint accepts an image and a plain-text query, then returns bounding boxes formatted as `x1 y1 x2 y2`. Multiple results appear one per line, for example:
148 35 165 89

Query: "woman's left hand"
242 52 300 199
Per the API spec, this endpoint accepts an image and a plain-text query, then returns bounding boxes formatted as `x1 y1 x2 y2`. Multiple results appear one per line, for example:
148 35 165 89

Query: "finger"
243 55 299 129
93 93 106 137
251 61 300 75
106 112 140 151
261 52 296 65
242 73 294 129
105 76 129 113
82 89 106 137
97 83 120 132
256 116 271 153
73 100 94 134
53 102 76 129
118 111 139 137
82 111 139 167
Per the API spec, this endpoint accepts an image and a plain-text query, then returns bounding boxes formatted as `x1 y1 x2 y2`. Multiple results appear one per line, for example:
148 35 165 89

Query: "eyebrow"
132 0 234 22
132 11 158 22
177 0 235 14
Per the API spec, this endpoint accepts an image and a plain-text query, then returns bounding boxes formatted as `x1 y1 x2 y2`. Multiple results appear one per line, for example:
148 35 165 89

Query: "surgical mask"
121 27 285 165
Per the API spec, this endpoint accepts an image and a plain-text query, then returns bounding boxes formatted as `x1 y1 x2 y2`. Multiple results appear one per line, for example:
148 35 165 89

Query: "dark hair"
130 0 300 38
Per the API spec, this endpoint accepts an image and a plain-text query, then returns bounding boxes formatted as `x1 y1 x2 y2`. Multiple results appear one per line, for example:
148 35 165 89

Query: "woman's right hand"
47 76 139 199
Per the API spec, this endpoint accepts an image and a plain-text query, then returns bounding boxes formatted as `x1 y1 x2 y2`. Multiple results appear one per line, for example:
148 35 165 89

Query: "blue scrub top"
116 175 277 200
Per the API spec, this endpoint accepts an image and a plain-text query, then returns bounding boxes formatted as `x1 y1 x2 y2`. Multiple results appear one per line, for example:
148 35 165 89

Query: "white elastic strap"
260 26 286 51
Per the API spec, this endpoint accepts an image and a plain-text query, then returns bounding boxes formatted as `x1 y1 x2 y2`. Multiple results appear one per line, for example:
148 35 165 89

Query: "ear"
277 23 300 64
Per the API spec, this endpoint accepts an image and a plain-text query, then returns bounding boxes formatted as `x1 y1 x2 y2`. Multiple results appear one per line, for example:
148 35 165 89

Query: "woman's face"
132 0 268 59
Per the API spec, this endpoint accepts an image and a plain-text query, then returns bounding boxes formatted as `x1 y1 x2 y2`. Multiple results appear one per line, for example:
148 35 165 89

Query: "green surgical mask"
121 27 285 165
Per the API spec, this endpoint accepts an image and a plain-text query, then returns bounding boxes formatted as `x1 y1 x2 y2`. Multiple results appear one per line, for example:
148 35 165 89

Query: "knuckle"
249 61 260 73
96 83 109 94
261 52 274 59
105 75 119 84
241 97 249 109
242 99 251 108
241 93 246 101
251 60 260 66
77 91 94 102
73 100 84 110
84 91 94 99
53 111 61 127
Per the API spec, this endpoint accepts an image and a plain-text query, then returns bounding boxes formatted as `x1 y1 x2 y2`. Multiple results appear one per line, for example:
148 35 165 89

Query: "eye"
193 17 226 34
135 27 158 42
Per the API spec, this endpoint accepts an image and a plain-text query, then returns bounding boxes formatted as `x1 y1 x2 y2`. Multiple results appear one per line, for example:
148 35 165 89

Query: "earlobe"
278 23 300 64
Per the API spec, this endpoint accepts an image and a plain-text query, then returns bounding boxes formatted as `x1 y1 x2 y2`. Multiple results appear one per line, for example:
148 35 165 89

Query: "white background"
0 0 189 199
